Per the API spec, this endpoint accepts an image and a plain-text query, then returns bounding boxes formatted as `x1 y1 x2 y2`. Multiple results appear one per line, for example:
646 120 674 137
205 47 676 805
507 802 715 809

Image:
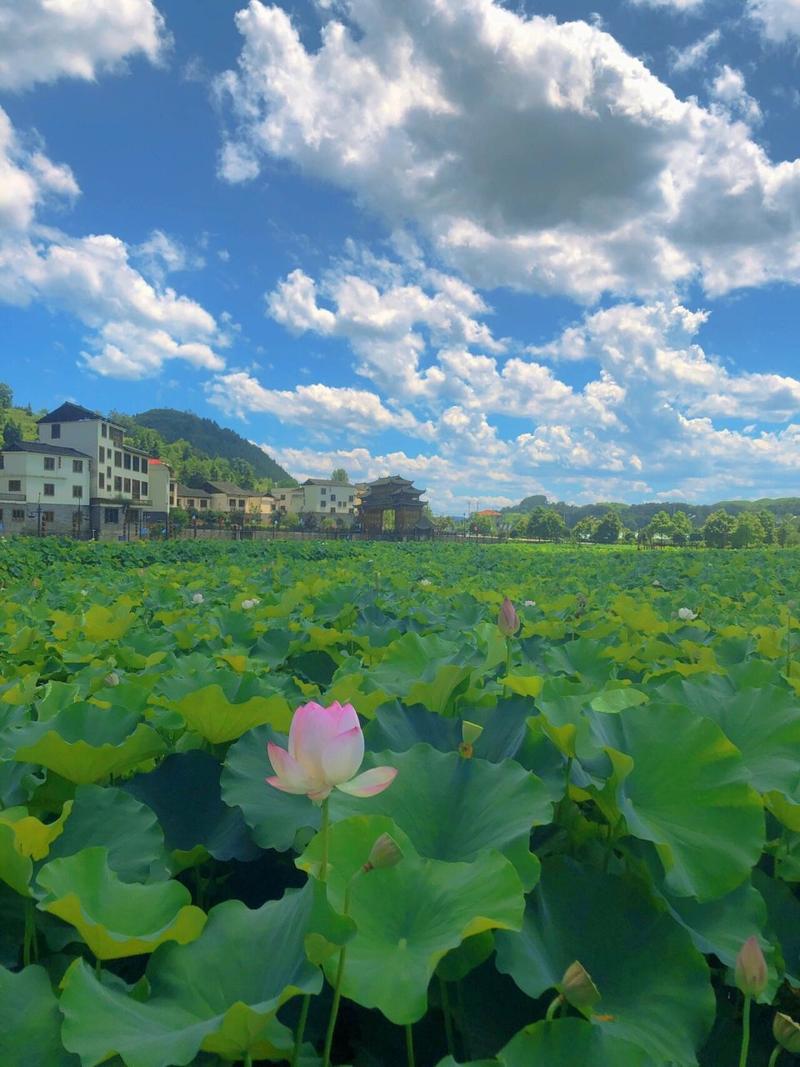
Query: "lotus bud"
498 596 520 636
559 960 601 1014
104 671 120 687
459 720 483 759
364 832 404 872
735 936 767 997
774 1013 800 1054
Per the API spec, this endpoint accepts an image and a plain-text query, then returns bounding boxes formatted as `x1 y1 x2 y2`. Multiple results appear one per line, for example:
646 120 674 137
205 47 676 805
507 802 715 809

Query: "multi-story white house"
272 479 357 525
0 402 171 539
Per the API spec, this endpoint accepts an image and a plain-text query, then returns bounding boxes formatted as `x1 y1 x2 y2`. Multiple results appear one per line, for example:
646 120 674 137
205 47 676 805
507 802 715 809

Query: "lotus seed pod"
560 960 600 1014
365 832 404 871
735 936 767 997
774 1013 800 1054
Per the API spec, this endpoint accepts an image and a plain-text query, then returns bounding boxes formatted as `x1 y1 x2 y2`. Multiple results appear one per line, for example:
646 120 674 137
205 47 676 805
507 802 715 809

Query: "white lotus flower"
191 592 204 604
677 607 697 621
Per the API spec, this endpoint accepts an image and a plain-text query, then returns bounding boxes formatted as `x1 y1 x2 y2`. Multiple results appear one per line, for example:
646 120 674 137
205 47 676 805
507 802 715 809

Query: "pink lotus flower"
266 701 397 803
498 596 520 636
735 936 767 997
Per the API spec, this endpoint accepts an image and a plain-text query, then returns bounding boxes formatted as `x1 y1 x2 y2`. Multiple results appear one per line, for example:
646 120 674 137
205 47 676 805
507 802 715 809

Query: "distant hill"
130 409 292 485
503 496 800 530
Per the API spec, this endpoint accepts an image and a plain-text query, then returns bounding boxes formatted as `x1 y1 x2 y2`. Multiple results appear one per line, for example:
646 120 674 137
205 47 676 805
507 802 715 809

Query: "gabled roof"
3 442 91 459
38 402 105 424
202 480 262 497
303 478 351 487
176 484 212 499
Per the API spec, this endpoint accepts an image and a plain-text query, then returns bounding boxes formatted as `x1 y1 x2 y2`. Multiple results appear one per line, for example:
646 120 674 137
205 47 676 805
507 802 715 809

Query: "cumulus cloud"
630 0 704 9
747 0 800 41
710 66 762 125
0 106 224 379
217 0 800 302
207 371 435 438
0 0 166 90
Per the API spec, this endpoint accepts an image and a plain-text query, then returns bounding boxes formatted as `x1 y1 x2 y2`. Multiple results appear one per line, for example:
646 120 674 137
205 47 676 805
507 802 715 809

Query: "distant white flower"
524 599 536 607
677 607 697 621
242 597 261 610
104 671 120 687
420 578 432 586
80 589 88 596
191 592 204 604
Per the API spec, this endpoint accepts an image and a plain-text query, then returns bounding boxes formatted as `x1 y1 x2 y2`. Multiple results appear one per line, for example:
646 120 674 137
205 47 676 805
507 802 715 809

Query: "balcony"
0 491 25 502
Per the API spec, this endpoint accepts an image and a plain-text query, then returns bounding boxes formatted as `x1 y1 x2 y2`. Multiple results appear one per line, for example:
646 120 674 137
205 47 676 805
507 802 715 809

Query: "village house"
273 478 358 523
0 402 171 539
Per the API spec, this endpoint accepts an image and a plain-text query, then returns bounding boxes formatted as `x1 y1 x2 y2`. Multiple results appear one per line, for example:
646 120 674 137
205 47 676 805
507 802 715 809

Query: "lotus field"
4 538 800 1066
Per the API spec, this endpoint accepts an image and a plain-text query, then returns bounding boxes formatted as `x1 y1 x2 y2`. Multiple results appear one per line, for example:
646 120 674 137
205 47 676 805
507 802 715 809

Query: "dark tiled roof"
3 442 91 459
303 478 351 487
37 402 103 424
176 484 212 498
202 480 262 496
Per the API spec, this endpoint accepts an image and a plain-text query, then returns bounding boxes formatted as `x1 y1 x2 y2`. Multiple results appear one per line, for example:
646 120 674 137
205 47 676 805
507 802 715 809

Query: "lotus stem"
546 994 563 1021
95 956 102 978
439 976 456 1057
22 898 36 967
405 1022 416 1067
291 995 310 1067
739 994 752 1067
243 1054 253 1067
768 1047 782 1067
322 874 357 1067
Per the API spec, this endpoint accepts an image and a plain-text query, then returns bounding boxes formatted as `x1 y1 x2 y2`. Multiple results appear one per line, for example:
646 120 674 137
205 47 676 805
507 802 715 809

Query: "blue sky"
2 0 800 512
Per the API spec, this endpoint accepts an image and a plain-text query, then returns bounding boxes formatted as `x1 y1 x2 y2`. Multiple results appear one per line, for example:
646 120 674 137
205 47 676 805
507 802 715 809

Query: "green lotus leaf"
589 703 764 899
0 964 78 1066
331 744 550 889
59 882 334 1067
45 785 170 882
0 800 71 861
11 702 165 784
125 751 259 862
298 814 525 1024
495 858 714 1065
0 822 33 896
753 868 800 985
173 684 292 743
436 1017 649 1067
36 847 206 959
364 632 473 714
221 724 320 851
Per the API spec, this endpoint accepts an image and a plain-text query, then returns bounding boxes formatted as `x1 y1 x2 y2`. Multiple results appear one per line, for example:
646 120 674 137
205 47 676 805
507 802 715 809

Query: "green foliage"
1 539 800 1065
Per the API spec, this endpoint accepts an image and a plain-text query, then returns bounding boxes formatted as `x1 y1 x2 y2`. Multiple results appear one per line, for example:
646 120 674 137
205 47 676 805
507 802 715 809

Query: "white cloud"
218 0 800 302
208 371 435 439
133 230 206 285
670 29 720 73
747 0 800 41
0 0 166 90
710 66 762 125
0 106 224 380
630 0 704 9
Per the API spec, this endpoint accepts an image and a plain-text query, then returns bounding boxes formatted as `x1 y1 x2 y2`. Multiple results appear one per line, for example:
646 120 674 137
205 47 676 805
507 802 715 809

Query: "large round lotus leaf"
495 858 714 1064
10 702 165 784
331 745 550 889
588 704 764 899
0 964 78 1066
173 684 292 744
46 785 170 881
361 632 473 714
0 800 71 860
298 814 525 1024
125 752 259 862
35 847 206 960
436 1017 649 1067
221 724 320 851
59 882 340 1067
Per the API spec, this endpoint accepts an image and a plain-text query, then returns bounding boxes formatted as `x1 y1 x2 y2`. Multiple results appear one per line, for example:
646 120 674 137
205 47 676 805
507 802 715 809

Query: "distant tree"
470 514 493 535
756 509 776 545
169 507 190 531
731 511 765 548
330 468 349 484
647 510 675 545
2 419 22 447
0 383 12 411
594 510 624 544
572 517 599 542
702 510 736 548
777 518 800 547
527 506 567 541
671 511 693 547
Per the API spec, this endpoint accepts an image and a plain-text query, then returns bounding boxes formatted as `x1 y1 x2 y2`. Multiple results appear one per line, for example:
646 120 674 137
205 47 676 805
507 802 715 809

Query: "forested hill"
506 495 800 531
123 407 296 488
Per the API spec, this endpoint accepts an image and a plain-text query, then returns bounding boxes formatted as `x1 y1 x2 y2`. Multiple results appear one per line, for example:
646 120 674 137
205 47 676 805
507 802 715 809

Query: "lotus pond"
2 537 800 1066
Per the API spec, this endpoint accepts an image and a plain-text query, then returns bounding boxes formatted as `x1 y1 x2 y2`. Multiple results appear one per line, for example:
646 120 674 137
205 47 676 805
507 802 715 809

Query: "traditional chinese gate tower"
358 476 428 537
